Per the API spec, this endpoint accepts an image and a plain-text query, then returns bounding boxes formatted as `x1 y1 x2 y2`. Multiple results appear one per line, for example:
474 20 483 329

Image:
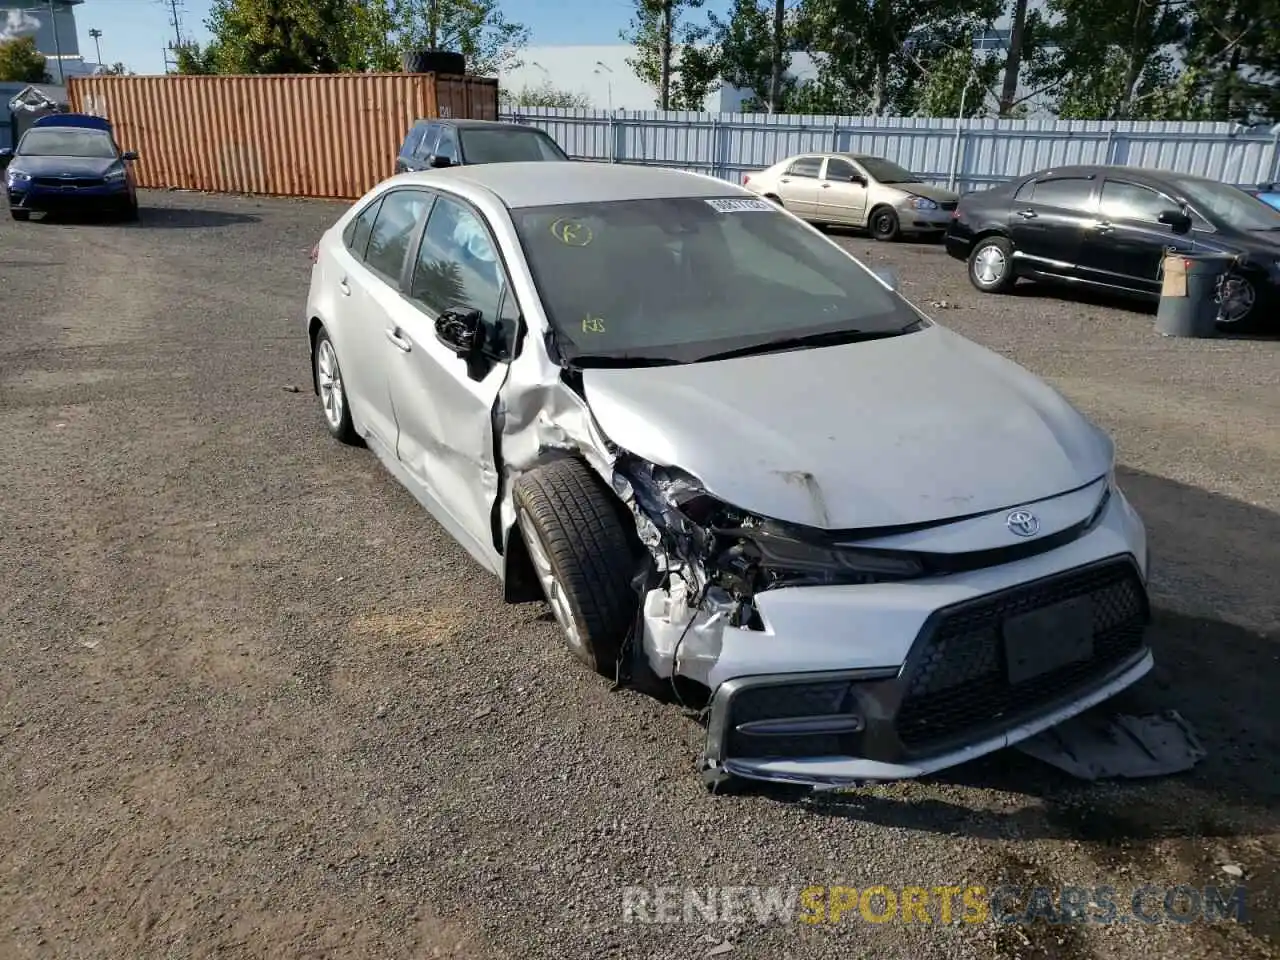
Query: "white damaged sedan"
305 162 1153 791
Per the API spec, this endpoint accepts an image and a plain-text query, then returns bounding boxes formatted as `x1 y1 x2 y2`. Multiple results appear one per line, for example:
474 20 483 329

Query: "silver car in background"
743 153 960 241
305 163 1152 792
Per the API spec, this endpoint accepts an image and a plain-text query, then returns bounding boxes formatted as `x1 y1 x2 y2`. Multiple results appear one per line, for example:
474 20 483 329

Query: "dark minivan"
395 119 569 173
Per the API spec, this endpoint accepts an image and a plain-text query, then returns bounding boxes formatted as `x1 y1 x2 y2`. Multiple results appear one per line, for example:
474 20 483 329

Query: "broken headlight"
619 458 924 595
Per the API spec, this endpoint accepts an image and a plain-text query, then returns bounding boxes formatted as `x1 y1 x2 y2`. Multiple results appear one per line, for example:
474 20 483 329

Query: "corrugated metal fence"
68 73 499 199
500 108 1280 192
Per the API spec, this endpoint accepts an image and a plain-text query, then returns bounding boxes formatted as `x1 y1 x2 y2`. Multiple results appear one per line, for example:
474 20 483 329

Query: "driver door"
379 191 519 570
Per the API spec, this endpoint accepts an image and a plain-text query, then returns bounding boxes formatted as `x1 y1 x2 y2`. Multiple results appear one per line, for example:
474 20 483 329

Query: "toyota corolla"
304 162 1153 791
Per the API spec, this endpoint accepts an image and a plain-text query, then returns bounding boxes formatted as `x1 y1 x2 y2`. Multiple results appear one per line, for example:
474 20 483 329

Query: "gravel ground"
1 192 1277 960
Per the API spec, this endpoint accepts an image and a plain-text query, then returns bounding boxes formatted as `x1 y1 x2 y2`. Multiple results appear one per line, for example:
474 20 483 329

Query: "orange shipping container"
67 73 499 200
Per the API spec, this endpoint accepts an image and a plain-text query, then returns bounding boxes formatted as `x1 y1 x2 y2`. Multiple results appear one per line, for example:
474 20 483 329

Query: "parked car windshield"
512 196 919 365
459 128 568 163
18 128 118 159
1175 177 1280 231
857 157 917 184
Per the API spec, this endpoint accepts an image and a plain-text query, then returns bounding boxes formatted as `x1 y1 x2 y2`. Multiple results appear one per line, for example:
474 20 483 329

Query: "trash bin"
1154 252 1238 338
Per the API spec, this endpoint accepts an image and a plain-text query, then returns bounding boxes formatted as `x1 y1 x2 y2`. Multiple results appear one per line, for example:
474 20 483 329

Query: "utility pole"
47 0 64 82
88 28 103 65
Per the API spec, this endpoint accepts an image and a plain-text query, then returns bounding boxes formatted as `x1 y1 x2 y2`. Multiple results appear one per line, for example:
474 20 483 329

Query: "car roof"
413 118 547 132
393 162 744 209
30 113 113 132
1019 163 1209 189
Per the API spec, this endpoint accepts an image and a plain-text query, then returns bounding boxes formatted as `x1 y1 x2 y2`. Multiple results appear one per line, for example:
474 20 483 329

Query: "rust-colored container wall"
67 73 500 200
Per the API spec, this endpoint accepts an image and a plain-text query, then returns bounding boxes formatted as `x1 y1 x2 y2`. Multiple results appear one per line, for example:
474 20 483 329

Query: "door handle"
384 328 412 352
780 178 790 184
1016 209 1037 219
338 278 351 296
821 183 831 189
1095 221 1115 234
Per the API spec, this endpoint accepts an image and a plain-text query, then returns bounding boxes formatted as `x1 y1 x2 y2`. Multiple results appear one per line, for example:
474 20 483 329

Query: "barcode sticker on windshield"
705 197 775 213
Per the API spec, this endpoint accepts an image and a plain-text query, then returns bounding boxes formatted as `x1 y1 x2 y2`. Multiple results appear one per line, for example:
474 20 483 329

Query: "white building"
1 0 103 82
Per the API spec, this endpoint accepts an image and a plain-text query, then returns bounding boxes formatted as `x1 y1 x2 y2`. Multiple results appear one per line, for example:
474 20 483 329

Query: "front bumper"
696 484 1153 788
7 179 131 212
899 204 954 232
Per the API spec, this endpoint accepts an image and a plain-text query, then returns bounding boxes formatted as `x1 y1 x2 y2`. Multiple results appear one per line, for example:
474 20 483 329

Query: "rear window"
511 196 917 364
459 128 568 163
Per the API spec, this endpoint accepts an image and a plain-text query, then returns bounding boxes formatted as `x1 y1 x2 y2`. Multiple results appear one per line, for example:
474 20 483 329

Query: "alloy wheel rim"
518 511 586 658
974 245 1006 284
1218 276 1255 325
316 339 344 428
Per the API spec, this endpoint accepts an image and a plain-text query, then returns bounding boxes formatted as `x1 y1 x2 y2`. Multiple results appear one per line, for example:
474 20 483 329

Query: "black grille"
33 177 104 189
726 680 859 760
895 559 1148 753
939 200 959 211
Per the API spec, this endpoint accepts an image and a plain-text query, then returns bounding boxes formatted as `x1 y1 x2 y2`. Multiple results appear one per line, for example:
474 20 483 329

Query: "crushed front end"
610 455 1155 790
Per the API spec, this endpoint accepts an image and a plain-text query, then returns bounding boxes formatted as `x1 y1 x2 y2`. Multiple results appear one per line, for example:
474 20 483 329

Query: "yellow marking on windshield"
551 218 593 246
582 314 606 334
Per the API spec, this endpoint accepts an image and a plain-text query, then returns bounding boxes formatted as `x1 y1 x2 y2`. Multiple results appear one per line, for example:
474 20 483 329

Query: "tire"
764 193 783 207
513 459 639 677
402 50 466 75
967 235 1017 293
313 327 359 445
10 209 29 222
869 206 900 241
1214 273 1259 333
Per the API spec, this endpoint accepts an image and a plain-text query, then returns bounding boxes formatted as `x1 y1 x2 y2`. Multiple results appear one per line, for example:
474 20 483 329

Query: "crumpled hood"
892 182 959 203
582 325 1113 530
9 155 119 178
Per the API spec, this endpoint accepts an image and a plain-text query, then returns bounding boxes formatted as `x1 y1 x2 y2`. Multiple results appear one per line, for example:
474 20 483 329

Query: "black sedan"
944 164 1280 331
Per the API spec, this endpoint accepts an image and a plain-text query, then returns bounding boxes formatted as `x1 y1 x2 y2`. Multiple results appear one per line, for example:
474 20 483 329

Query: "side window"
824 157 858 182
1099 180 1170 222
364 190 433 282
415 123 441 159
342 196 384 260
435 126 459 163
409 195 510 355
786 156 822 179
1028 177 1094 211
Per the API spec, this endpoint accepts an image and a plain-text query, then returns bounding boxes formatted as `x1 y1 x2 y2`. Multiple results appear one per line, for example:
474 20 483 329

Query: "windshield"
511 196 919 365
17 128 118 159
1174 177 1280 231
856 157 917 184
459 128 568 163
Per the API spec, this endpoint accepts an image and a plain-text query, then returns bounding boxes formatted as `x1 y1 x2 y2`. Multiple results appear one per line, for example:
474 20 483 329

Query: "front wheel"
513 459 638 678
967 236 1017 293
869 207 900 241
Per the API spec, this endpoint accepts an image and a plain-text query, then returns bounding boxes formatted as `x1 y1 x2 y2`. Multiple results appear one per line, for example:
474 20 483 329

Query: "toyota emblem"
1006 509 1040 538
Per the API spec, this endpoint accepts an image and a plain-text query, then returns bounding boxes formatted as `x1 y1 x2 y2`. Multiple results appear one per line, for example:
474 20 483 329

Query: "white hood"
581 325 1113 530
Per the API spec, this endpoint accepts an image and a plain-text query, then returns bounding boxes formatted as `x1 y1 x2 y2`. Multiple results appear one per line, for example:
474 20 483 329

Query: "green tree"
792 0 1001 116
0 37 49 83
1027 0 1186 120
382 0 529 76
499 80 592 109
912 39 1001 117
101 62 134 76
1180 0 1280 122
623 0 720 110
710 0 794 112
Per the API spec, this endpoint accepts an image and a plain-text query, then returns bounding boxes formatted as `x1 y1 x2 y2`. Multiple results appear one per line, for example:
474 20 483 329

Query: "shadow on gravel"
766 468 1280 842
1011 278 1157 314
34 207 261 229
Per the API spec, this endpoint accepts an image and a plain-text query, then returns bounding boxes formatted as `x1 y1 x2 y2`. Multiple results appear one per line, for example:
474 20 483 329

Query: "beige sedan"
742 153 959 241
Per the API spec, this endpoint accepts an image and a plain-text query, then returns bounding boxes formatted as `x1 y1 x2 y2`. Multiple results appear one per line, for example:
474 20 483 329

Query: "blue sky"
78 0 658 76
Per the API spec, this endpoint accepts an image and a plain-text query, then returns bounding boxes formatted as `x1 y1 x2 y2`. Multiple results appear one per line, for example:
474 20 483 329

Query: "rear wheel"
1215 274 1258 332
313 328 358 445
513 459 638 678
967 235 1017 293
764 193 783 208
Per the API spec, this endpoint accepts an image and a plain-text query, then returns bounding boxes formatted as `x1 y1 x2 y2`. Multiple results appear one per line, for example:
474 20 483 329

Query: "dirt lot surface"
1 191 1278 960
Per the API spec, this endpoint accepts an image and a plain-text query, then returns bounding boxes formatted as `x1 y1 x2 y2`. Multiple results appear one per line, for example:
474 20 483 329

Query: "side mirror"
871 267 900 291
435 308 483 357
1157 208 1192 234
850 175 866 185
122 150 139 161
427 154 452 169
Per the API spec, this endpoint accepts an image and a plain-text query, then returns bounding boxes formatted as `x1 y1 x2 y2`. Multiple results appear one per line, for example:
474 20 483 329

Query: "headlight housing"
906 195 938 210
104 166 127 183
7 169 30 183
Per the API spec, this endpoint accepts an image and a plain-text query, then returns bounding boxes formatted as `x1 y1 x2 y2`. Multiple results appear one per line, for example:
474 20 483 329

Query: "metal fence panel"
502 108 1280 191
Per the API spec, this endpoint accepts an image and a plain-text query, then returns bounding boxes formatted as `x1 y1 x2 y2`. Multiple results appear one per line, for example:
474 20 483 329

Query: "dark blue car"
1252 182 1280 211
1 113 139 222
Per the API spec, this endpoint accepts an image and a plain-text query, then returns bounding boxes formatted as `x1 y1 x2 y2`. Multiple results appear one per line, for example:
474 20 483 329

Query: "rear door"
815 156 870 226
775 156 823 217
1007 175 1098 274
1077 177 1195 293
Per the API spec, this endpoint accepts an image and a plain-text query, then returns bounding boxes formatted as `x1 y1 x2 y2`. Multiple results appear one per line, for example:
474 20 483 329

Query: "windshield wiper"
569 354 682 368
696 325 913 363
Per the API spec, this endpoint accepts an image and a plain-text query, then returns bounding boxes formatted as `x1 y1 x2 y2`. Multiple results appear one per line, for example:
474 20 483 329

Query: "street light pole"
47 0 64 82
595 61 613 111
88 28 103 66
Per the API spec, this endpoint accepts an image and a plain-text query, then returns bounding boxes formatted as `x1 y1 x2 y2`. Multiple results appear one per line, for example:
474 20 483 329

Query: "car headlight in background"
7 169 30 183
905 195 938 210
104 167 127 183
